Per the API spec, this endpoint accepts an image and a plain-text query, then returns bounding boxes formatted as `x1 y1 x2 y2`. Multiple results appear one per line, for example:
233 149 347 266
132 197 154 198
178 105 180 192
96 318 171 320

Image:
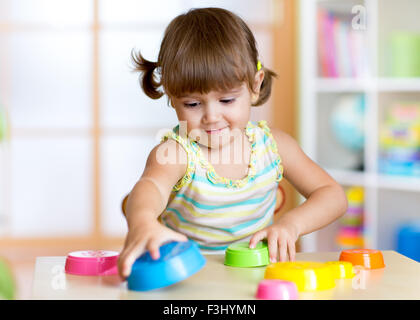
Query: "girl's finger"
147 240 161 260
171 232 188 243
120 242 146 278
268 235 278 263
278 238 288 262
249 230 267 249
288 240 296 262
148 232 188 260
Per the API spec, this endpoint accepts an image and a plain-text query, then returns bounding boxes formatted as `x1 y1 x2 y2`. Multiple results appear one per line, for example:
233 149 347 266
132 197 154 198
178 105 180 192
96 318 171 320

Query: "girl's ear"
251 70 265 105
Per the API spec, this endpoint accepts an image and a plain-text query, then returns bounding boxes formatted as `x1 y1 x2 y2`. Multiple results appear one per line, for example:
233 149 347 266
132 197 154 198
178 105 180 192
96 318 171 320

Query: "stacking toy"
324 261 355 279
264 262 336 292
65 250 119 276
397 221 420 262
128 240 205 291
339 249 385 269
224 241 269 267
256 279 298 300
336 187 365 249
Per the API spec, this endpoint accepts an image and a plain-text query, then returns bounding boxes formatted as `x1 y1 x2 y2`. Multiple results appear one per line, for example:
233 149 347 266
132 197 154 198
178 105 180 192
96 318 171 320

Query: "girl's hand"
248 218 299 263
117 221 188 280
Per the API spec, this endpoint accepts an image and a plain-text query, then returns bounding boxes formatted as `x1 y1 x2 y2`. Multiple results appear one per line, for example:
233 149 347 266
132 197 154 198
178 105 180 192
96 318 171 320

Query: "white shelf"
377 174 420 192
377 78 420 92
326 169 366 186
316 78 372 92
327 169 420 192
316 77 420 92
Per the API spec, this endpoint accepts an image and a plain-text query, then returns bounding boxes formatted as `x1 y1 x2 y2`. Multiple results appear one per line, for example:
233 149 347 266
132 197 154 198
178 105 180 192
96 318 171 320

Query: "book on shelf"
317 7 369 78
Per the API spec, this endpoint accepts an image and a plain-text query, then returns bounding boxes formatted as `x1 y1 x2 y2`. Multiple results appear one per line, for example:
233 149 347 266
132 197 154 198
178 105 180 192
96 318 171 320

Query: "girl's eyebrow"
178 87 242 99
223 89 240 94
178 93 203 99
219 87 242 95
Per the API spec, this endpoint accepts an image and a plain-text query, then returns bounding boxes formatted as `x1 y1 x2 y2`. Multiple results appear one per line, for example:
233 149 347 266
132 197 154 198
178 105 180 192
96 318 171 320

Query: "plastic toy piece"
339 249 385 269
224 241 269 267
0 258 15 300
65 250 119 276
127 240 206 291
324 261 355 279
256 279 298 300
397 221 420 262
264 261 336 292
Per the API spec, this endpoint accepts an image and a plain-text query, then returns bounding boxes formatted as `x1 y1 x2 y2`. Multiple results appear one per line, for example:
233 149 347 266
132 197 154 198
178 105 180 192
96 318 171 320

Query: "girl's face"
169 72 264 150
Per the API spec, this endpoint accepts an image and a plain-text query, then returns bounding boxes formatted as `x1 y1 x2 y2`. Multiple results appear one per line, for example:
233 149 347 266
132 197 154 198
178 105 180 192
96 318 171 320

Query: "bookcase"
298 0 420 252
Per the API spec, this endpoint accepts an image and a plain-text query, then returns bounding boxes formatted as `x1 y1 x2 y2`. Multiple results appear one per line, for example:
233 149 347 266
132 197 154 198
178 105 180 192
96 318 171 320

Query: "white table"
31 251 420 300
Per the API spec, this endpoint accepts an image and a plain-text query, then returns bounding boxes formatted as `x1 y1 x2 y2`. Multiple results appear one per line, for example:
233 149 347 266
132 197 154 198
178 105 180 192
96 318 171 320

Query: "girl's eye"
220 98 235 104
184 102 200 108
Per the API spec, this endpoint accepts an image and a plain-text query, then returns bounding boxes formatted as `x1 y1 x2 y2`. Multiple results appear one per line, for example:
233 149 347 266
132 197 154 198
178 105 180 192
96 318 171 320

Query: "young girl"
118 7 347 279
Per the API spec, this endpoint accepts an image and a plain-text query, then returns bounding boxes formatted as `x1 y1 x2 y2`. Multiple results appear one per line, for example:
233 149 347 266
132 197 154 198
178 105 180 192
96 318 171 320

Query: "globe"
330 94 365 152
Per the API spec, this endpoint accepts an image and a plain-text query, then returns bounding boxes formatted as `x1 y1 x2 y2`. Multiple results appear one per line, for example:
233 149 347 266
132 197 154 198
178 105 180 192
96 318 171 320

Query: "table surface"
31 250 420 300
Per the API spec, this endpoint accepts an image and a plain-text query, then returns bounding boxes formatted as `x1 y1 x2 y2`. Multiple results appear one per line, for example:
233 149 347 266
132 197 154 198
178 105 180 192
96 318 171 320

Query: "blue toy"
396 221 420 262
127 240 206 291
330 94 365 152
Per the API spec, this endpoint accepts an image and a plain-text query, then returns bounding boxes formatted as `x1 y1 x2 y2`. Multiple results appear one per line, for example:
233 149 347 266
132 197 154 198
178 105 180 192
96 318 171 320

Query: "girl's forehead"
176 84 246 99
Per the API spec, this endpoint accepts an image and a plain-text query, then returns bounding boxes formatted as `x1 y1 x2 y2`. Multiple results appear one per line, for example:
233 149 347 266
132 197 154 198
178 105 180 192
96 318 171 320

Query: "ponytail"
131 49 163 100
253 66 277 107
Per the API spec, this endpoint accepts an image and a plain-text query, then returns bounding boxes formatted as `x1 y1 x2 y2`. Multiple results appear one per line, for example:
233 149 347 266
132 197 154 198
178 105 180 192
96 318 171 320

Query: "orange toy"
339 249 385 269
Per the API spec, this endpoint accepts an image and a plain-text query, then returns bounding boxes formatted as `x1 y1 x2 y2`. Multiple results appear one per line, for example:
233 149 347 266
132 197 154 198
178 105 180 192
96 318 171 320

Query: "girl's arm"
118 139 189 279
249 129 348 262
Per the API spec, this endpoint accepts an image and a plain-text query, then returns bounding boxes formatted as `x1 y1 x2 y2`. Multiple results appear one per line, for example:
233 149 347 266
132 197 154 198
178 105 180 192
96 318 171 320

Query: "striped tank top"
159 120 283 251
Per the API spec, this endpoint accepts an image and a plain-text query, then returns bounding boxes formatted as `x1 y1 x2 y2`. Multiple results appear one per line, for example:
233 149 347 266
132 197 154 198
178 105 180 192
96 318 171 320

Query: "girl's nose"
202 105 221 124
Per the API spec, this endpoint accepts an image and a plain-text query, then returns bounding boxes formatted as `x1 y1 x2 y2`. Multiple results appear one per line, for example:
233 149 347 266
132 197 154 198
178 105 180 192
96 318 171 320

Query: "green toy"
391 32 420 77
224 241 270 267
0 105 9 142
0 258 15 300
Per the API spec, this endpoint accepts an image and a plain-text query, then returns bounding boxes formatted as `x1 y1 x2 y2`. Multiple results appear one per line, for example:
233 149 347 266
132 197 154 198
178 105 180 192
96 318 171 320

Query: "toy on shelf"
336 186 365 249
0 104 9 143
330 94 365 153
379 103 420 177
390 32 420 78
396 221 420 262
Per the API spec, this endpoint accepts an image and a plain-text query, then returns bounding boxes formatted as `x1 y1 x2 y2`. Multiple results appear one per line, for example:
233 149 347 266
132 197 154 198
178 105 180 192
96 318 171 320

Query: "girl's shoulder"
140 137 189 196
158 125 196 191
254 120 301 161
147 138 188 174
159 125 194 159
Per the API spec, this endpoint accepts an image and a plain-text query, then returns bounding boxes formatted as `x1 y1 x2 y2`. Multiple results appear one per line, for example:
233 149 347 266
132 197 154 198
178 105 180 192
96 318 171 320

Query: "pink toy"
256 279 298 300
65 250 119 276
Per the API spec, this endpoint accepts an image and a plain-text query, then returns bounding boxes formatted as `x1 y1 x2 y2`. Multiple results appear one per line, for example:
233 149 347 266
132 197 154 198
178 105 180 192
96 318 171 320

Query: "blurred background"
0 0 420 299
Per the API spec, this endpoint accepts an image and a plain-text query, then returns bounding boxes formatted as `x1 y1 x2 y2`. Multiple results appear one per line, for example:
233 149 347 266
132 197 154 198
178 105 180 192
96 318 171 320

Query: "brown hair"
132 7 276 106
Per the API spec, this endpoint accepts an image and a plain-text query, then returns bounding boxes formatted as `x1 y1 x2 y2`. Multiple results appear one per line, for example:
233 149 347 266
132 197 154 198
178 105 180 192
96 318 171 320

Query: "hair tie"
257 60 262 71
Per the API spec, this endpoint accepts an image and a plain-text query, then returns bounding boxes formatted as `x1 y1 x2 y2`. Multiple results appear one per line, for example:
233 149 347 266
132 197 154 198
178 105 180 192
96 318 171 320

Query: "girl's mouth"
205 127 226 134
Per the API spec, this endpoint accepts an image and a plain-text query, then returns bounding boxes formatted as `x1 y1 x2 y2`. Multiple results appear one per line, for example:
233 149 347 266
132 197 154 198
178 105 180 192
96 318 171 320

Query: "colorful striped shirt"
159 120 283 251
